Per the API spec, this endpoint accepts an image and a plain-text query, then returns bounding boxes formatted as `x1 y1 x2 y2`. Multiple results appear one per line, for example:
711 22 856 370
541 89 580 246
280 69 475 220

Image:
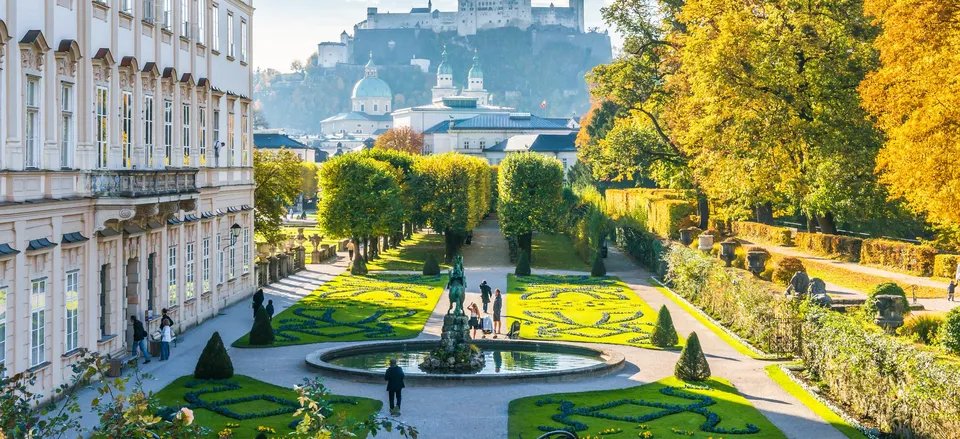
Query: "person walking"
130 315 151 364
384 358 405 416
348 241 356 261
266 300 275 319
468 302 481 339
949 280 956 302
479 280 492 313
160 308 175 328
159 321 173 361
493 289 503 337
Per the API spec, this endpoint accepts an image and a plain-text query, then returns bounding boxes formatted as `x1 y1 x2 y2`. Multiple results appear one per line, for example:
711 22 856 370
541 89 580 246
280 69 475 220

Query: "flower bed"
154 375 381 438
507 274 682 349
508 377 785 438
233 274 446 347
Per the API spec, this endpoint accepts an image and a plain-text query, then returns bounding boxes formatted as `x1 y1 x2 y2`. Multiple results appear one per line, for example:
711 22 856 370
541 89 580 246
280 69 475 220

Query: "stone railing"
86 169 199 198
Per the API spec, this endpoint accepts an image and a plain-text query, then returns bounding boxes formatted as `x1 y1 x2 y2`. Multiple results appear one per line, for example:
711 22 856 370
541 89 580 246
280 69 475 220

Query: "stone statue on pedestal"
419 253 484 372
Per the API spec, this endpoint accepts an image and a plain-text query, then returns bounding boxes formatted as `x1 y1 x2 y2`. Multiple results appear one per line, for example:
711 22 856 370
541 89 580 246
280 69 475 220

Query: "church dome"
352 76 392 99
437 46 454 75
468 50 483 79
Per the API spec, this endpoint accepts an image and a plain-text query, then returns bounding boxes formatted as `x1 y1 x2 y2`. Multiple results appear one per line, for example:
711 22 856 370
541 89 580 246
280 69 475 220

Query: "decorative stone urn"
719 239 739 267
679 227 700 246
698 233 714 252
874 294 905 335
746 248 768 274
309 234 322 264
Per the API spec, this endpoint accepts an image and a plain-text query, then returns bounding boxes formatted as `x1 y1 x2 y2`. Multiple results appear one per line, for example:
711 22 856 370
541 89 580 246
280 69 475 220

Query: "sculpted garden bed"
508 377 786 439
233 274 445 347
154 375 380 438
508 275 683 349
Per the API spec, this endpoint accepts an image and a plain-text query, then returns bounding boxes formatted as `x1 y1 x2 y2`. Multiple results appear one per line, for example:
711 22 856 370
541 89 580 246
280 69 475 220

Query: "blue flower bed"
175 379 361 421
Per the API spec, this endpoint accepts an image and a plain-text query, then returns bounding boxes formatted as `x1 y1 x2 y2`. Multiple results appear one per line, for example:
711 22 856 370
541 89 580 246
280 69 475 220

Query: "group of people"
129 308 177 365
467 280 503 338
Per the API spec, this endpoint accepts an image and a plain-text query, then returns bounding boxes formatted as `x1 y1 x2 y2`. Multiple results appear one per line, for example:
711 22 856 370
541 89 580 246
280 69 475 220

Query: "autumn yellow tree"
860 0 960 230
374 127 424 155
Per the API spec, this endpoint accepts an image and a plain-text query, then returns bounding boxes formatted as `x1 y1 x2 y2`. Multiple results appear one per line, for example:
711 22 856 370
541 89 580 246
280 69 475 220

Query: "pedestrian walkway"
741 239 958 312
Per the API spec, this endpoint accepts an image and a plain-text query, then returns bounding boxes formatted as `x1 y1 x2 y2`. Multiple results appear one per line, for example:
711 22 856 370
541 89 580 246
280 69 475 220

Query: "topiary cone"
515 249 531 276
249 307 276 346
650 305 679 347
674 331 710 381
351 255 368 275
423 253 441 275
194 331 234 379
591 253 606 277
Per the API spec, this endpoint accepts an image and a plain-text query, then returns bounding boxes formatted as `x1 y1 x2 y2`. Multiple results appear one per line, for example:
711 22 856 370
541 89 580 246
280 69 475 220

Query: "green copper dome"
468 50 483 79
365 51 376 69
437 46 454 76
352 77 392 99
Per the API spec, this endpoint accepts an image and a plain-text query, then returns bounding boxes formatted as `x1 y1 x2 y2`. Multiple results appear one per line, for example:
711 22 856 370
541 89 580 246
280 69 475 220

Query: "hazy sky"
252 0 618 71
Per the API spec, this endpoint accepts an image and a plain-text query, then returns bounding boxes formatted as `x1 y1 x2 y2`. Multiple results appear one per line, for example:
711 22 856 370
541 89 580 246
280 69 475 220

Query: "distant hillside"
254 26 612 133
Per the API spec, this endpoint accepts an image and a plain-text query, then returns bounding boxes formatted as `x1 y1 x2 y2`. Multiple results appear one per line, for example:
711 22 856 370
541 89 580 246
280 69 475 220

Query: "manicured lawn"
508 376 787 439
233 273 446 347
530 234 591 271
508 275 683 349
154 375 381 438
764 365 871 439
366 233 450 272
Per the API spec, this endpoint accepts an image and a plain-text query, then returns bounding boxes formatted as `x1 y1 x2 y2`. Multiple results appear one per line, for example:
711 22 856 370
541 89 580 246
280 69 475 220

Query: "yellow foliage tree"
374 127 424 155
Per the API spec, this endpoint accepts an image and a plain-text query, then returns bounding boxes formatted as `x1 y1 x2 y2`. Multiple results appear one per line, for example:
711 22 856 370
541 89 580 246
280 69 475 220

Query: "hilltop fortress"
359 0 585 36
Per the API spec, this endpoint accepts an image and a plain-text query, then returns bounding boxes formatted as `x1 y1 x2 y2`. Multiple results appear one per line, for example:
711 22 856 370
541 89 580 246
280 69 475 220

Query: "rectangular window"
199 107 207 166
65 271 79 353
240 19 248 62
61 84 73 168
168 246 177 306
241 104 249 166
242 227 250 274
213 109 221 166
25 77 40 169
202 237 211 293
144 96 155 167
164 100 173 165
182 104 191 166
30 279 46 367
211 4 220 51
121 0 132 14
463 140 469 150
181 0 190 37
185 242 195 300
229 230 236 279
144 0 155 22
163 0 172 30
227 11 235 58
122 92 133 168
197 0 206 45
0 287 6 369
479 140 486 149
227 107 235 167
96 87 109 168
217 233 225 284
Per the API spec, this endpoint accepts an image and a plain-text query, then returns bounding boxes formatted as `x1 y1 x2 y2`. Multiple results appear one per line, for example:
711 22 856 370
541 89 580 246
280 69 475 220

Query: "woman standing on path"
159 320 173 361
493 289 503 337
384 358 405 416
468 302 481 339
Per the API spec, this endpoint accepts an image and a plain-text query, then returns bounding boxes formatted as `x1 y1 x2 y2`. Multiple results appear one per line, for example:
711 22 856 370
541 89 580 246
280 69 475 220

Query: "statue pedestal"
419 313 485 373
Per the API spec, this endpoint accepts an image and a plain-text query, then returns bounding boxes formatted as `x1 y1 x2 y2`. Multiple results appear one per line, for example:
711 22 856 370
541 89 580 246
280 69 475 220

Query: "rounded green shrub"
515 249 531 276
675 332 710 381
422 253 441 275
249 307 276 346
941 308 960 355
591 253 606 277
194 332 234 379
650 305 679 347
351 256 368 275
773 257 806 286
863 282 909 318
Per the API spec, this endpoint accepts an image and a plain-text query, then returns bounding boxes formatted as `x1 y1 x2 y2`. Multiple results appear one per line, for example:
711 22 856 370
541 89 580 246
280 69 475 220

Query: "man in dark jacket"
160 308 175 328
130 315 151 364
265 300 275 319
479 280 492 313
384 358 405 415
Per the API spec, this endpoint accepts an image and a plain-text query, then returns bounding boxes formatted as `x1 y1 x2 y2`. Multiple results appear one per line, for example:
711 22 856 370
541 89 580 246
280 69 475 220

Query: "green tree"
515 249 532 276
411 153 491 259
254 149 304 244
497 152 564 257
317 154 404 264
300 161 320 203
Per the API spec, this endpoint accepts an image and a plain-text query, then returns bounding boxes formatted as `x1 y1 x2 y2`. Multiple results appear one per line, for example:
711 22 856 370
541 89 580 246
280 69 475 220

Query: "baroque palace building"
0 0 255 394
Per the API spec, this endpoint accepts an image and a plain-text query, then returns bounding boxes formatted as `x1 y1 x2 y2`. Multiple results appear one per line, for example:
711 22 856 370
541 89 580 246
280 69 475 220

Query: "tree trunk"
518 232 533 260
817 212 837 235
806 214 819 233
444 229 459 262
363 237 370 261
756 202 774 225
697 195 710 230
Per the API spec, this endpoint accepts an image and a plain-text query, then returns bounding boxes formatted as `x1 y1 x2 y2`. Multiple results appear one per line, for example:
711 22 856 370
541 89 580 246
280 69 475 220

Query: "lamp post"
214 223 243 315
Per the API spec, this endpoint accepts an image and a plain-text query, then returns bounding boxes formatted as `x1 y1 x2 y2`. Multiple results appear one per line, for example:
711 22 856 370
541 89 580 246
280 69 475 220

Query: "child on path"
384 358 405 416
493 289 503 337
266 300 275 319
160 321 173 361
949 280 956 302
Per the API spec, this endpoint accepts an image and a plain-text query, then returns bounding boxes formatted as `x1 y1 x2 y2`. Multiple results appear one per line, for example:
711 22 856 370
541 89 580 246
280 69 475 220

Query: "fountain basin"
305 339 625 386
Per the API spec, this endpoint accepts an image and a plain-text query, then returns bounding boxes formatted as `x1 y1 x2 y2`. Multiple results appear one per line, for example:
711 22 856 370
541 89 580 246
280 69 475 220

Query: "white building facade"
0 0 256 395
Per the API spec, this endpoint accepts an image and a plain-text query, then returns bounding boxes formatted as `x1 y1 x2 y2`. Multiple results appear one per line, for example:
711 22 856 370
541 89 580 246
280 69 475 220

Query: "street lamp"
230 223 242 243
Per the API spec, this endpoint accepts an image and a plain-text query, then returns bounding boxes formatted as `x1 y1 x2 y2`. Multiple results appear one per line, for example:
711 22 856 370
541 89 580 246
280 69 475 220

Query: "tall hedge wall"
605 189 696 239
794 232 862 262
731 221 794 246
614 224 669 277
561 186 608 264
860 238 938 277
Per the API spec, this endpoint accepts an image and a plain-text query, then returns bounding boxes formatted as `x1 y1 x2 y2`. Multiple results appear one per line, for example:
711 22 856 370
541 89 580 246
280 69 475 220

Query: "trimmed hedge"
942 308 960 355
802 308 960 438
795 232 862 262
613 224 669 277
731 221 793 246
606 189 696 239
773 257 805 286
675 332 710 381
561 186 608 264
933 254 960 279
860 238 938 277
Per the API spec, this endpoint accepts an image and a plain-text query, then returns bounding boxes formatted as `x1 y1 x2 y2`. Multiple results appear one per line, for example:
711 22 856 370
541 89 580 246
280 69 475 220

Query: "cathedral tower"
462 49 489 105
432 46 458 101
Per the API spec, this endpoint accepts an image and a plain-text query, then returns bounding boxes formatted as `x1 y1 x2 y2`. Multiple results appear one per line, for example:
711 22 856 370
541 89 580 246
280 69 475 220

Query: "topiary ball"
675 332 710 381
773 257 806 286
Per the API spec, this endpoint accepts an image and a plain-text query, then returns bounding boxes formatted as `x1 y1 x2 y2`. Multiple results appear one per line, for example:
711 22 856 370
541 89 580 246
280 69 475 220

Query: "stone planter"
719 240 738 267
679 227 701 246
746 249 768 274
698 234 714 252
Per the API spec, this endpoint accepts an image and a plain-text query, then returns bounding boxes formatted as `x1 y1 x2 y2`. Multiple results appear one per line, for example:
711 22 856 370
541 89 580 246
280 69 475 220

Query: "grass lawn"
763 365 870 439
508 274 683 349
366 233 450 272
233 273 446 347
154 375 381 438
530 234 591 271
508 376 786 439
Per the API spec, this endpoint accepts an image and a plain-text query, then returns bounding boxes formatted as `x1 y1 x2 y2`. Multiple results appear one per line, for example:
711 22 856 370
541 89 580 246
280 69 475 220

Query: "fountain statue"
419 254 485 372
